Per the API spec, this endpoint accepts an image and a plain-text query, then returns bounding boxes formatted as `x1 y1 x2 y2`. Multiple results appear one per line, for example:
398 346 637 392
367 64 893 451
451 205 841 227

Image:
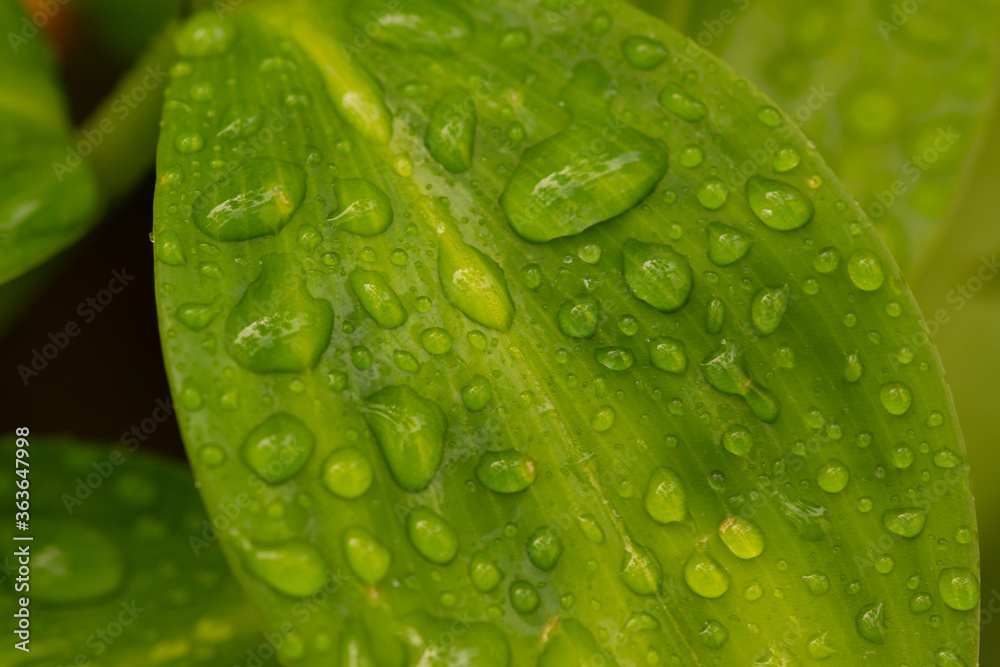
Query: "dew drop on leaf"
476 450 535 494
622 36 669 70
684 552 730 599
644 466 687 524
361 386 447 491
242 412 315 485
328 179 394 236
342 527 390 585
407 507 458 565
244 542 327 597
321 448 373 500
746 175 813 231
622 239 693 313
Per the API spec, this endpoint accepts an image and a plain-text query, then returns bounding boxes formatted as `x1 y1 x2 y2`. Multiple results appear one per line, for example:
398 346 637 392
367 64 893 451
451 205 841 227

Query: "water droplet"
882 507 927 538
349 268 408 329
587 10 612 34
645 337 687 375
426 89 477 173
622 36 669 70
469 551 502 593
700 620 728 649
352 345 374 369
498 27 530 51
718 516 764 559
843 351 864 383
476 450 535 493
501 61 668 243
847 249 886 291
226 255 334 373
176 297 223 331
746 175 813 231
526 526 563 571
558 295 599 338
706 222 752 266
939 567 980 610
407 507 458 565
679 144 704 168
198 443 226 467
620 543 662 596
721 424 753 456
696 178 728 209
461 374 491 411
591 405 616 432
218 102 263 139
577 515 605 544
595 346 635 371
807 632 837 659
816 460 850 493
347 0 473 54
521 263 542 289
684 552 730 598
175 12 234 58
772 144 801 173
342 527 390 585
855 601 887 644
802 571 830 595
321 448 373 499
242 412 315 484
622 239 693 313
244 542 327 597
362 386 447 491
578 243 602 264
702 340 780 423
420 327 454 355
154 230 186 265
31 521 123 603
328 179 393 236
644 467 687 523
394 349 420 372
192 159 306 241
751 285 789 336
659 83 707 122
509 580 540 614
880 382 912 415
438 234 515 330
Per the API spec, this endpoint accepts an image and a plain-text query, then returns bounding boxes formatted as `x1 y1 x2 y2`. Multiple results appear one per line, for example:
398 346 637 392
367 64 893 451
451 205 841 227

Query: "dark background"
0 21 185 461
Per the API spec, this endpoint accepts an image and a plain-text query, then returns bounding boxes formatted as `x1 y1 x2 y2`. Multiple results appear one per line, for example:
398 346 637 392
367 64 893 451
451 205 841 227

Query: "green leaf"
649 0 1000 271
0 439 276 666
153 1 978 664
0 0 100 284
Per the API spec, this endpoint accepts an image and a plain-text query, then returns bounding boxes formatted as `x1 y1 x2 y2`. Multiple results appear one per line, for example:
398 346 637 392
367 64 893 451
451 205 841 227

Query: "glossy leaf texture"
153 1 978 665
0 439 276 666
651 0 1000 272
0 0 100 285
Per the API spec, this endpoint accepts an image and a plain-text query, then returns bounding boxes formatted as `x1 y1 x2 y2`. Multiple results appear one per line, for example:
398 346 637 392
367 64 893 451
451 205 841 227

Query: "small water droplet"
718 516 764 559
622 36 669 70
321 448 373 499
622 239 693 313
476 450 535 494
882 507 927 538
847 249 885 291
526 526 563 571
558 295 599 338
659 83 707 122
242 412 315 484
684 552 730 598
644 467 687 524
706 222 752 266
880 382 912 415
620 543 662 596
746 175 813 231
855 601 887 644
407 507 458 565
342 527 390 585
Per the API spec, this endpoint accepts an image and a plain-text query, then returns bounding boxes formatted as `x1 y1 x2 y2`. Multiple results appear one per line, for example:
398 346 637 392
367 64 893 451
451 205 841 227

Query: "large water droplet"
816 460 850 493
501 61 669 243
644 466 687 523
649 336 687 374
620 543 662 596
880 382 912 415
476 450 535 494
721 424 753 456
622 36 669 70
882 507 927 538
746 175 813 231
342 526 390 585
706 222 752 266
938 567 980 611
526 526 563 571
847 248 886 291
244 542 327 597
347 0 473 54
321 448 373 499
192 159 306 242
407 507 458 564
718 516 764 559
438 233 515 330
225 254 334 373
659 83 707 121
855 601 887 644
702 339 780 423
470 551 503 592
427 88 477 173
595 346 635 371
242 412 315 484
558 295 599 338
362 386 447 492
622 239 693 313
349 268 408 329
31 521 123 603
751 285 789 336
175 11 235 58
328 179 393 236
461 374 491 411
684 552 730 598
